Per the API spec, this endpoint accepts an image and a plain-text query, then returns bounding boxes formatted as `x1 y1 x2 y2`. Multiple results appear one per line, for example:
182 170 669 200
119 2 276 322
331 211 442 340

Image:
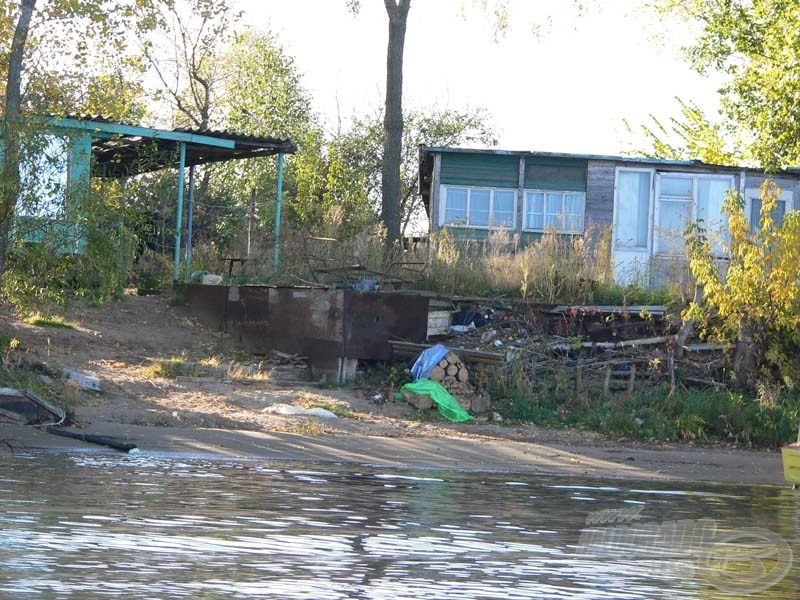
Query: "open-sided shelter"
12 115 295 280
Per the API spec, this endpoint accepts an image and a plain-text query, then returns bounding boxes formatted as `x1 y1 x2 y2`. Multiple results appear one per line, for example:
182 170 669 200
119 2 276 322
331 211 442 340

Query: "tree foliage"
686 182 800 388
661 0 800 170
626 98 740 165
317 107 496 238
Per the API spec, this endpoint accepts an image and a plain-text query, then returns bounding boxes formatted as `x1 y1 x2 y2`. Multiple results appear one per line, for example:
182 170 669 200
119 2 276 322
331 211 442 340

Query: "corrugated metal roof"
48 115 296 177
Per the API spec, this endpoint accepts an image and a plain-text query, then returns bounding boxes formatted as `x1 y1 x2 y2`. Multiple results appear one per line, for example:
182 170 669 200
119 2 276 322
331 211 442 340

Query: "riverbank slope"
0 293 787 486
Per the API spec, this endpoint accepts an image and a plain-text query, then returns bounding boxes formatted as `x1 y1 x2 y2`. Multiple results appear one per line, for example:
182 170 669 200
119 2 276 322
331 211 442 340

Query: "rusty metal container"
180 285 429 382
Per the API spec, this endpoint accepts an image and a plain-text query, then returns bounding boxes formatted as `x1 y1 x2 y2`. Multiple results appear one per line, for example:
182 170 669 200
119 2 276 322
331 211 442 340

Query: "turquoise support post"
184 165 195 282
273 152 285 273
173 142 186 282
68 133 92 253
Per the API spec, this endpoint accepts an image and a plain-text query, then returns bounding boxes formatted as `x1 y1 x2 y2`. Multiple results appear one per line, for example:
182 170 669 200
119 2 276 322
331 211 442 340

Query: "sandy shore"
1 420 786 487
0 294 791 489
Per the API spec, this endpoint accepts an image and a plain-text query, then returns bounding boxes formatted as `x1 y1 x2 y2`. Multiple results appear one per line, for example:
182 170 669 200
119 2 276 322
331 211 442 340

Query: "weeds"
24 314 77 329
488 365 800 448
140 357 190 379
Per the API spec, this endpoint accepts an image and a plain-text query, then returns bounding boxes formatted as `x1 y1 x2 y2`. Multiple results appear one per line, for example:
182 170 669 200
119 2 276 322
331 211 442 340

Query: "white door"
613 169 653 284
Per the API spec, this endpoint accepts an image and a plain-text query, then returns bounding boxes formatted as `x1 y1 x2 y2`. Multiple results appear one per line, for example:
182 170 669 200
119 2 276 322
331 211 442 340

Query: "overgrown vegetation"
141 357 189 379
488 364 800 448
686 181 800 390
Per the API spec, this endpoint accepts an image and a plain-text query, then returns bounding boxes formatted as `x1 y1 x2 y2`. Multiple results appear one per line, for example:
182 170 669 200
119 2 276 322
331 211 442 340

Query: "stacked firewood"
427 351 473 397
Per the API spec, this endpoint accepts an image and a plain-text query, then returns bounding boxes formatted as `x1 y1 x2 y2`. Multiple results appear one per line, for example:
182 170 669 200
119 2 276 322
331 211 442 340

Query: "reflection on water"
0 452 797 599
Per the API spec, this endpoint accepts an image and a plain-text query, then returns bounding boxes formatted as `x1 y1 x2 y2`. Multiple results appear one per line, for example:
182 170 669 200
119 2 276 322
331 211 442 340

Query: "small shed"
13 115 296 280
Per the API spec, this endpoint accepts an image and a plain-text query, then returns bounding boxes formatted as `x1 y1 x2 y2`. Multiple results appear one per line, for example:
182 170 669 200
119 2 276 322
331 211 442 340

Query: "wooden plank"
585 160 616 226
683 343 727 351
390 341 505 365
551 305 668 316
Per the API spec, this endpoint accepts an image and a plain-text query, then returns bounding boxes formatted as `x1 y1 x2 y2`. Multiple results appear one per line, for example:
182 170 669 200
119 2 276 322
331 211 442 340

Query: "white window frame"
744 186 793 232
438 185 517 229
522 189 585 234
653 172 735 258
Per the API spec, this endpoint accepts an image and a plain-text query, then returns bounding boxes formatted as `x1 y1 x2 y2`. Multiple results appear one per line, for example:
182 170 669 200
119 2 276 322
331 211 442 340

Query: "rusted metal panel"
225 285 270 323
181 284 428 380
343 291 428 360
181 284 228 330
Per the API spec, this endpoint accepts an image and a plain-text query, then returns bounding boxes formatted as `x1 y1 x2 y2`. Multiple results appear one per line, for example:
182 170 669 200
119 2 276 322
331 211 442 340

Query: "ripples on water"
0 452 797 599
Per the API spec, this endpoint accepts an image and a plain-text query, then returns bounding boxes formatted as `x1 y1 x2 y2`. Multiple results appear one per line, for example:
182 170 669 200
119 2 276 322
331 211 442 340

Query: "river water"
0 451 797 599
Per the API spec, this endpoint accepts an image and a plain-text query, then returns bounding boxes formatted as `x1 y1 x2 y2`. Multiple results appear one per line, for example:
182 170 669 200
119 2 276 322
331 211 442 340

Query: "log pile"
425 351 492 413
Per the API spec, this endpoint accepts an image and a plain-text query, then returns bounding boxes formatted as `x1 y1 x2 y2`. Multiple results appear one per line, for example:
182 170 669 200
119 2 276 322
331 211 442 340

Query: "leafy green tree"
139 0 238 130
625 98 740 165
209 28 320 252
320 107 496 238
0 0 158 276
660 0 800 170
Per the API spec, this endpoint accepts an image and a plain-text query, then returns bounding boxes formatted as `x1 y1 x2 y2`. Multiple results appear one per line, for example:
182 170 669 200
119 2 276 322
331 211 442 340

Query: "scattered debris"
0 388 65 425
46 428 137 452
263 403 338 419
63 368 102 392
201 274 224 285
403 299 732 402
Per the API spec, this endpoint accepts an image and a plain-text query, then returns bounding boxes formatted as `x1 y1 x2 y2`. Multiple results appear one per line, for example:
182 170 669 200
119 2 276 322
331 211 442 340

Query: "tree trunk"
0 0 37 275
382 0 410 255
733 317 757 390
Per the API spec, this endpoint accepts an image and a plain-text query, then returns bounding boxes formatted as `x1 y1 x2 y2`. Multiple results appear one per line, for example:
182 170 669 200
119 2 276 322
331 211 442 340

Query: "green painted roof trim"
46 117 235 149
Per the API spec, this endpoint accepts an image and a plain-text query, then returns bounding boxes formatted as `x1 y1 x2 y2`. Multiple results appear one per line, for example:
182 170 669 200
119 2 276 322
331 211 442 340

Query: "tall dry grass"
186 207 621 304
412 224 613 302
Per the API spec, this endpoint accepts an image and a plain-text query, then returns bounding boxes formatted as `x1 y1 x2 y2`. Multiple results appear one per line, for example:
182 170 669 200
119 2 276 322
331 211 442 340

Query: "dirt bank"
0 293 787 486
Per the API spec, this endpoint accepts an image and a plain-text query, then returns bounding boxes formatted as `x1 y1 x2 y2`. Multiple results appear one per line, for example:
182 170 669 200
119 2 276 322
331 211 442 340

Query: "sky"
235 0 723 157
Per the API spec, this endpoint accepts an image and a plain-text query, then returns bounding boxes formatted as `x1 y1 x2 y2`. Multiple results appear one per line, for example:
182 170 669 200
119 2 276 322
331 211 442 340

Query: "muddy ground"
0 293 786 486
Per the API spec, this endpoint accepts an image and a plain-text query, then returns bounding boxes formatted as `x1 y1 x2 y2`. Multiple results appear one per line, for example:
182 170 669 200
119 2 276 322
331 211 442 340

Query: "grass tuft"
25 314 77 329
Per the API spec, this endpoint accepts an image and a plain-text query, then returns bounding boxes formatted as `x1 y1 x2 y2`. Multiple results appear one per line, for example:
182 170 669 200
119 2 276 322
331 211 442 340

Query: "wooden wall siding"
524 164 587 191
585 160 615 225
444 227 493 243
440 153 519 188
444 229 583 246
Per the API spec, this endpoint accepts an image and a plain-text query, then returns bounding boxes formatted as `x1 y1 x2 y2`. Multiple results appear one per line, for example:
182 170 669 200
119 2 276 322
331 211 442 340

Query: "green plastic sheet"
401 378 474 423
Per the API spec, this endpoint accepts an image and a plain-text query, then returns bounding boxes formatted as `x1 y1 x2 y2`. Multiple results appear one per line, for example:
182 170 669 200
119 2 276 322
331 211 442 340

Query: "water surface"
0 452 797 598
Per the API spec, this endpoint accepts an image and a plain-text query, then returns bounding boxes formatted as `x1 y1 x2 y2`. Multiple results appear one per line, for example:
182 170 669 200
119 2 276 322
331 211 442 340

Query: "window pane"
660 176 692 197
615 171 650 247
776 200 786 226
564 194 584 232
564 194 582 215
697 178 731 254
751 197 787 231
469 189 490 226
526 192 544 229
749 197 761 229
444 187 468 225
656 200 691 255
493 190 515 227
19 135 69 218
544 193 562 229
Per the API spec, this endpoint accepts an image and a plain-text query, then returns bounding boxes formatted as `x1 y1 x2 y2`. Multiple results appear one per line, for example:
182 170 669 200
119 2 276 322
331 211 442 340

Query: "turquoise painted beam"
173 142 186 281
273 152 285 273
45 117 235 149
